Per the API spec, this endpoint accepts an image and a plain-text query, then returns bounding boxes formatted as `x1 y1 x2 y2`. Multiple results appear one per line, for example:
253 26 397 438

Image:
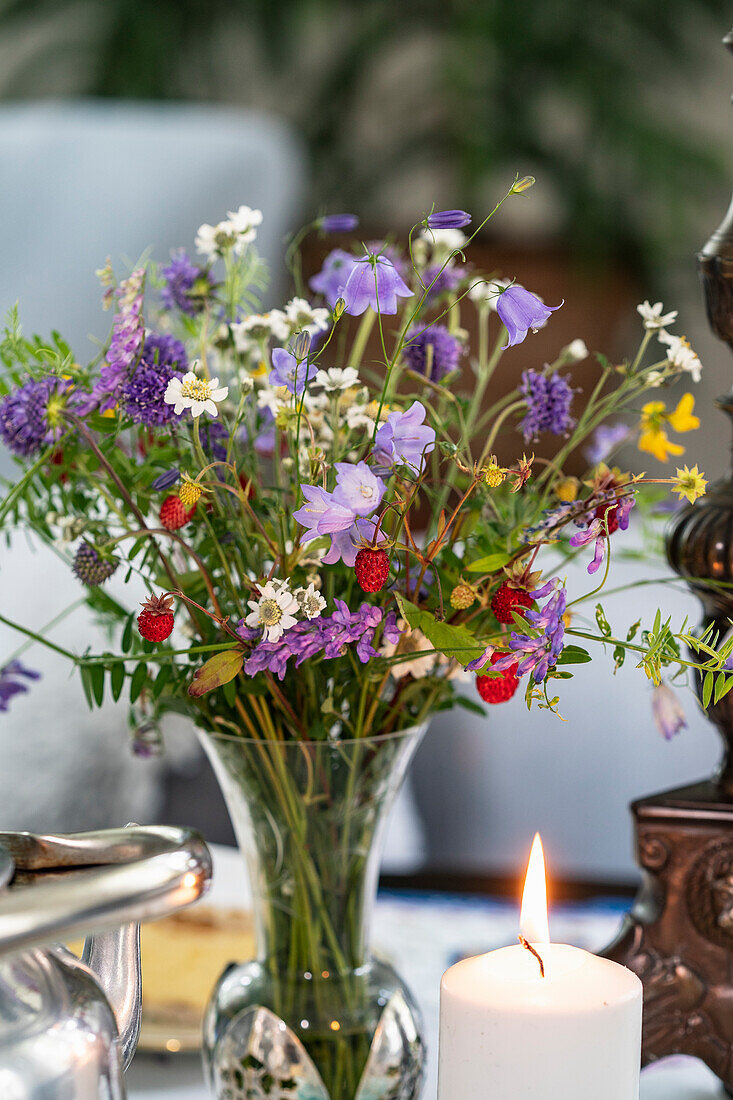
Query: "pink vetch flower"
495 284 562 349
651 683 687 740
569 495 635 574
341 251 412 316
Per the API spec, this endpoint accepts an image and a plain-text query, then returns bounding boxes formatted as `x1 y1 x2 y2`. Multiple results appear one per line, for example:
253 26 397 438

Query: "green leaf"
702 670 714 710
222 677 238 706
454 696 488 717
394 594 485 664
466 552 511 574
130 662 148 704
121 613 135 653
90 664 105 707
626 620 641 642
188 649 244 698
110 661 125 702
595 603 612 638
714 673 729 706
153 663 171 699
79 665 95 710
613 644 626 669
555 645 592 665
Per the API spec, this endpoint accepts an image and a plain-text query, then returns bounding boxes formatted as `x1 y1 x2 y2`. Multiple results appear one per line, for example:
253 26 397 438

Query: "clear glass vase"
199 726 427 1100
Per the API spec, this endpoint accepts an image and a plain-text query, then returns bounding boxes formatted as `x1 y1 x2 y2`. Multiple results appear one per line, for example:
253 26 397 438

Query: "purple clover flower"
333 461 385 516
426 209 471 230
241 601 402 680
403 325 463 382
309 249 359 309
0 376 73 457
373 400 435 475
342 251 412 316
519 370 576 442
320 214 359 232
121 333 187 427
494 583 566 683
496 284 562 348
160 250 211 316
270 347 308 395
585 423 630 466
0 660 40 713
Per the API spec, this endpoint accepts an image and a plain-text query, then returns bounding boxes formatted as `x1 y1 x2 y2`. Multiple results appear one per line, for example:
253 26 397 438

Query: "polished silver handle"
0 824 212 957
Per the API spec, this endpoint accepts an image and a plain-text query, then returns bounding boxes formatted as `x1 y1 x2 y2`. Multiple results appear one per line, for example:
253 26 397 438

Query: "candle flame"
519 833 550 944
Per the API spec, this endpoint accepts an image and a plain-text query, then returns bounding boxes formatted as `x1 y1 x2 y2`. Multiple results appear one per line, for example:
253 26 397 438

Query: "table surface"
127 847 729 1099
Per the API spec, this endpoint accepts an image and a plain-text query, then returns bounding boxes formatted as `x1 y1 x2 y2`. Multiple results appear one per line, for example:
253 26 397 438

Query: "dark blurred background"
2 1 733 884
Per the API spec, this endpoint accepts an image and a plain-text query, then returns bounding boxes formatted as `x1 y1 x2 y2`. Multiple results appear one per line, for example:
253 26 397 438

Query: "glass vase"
199 726 427 1100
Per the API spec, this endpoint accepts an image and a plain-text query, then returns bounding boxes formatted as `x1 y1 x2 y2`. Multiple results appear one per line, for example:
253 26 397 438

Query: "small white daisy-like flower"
226 205 263 248
245 581 299 642
284 297 330 336
257 384 288 417
231 311 289 352
295 583 327 620
164 363 229 418
561 339 589 364
637 300 678 333
658 331 702 383
315 366 360 392
195 221 235 259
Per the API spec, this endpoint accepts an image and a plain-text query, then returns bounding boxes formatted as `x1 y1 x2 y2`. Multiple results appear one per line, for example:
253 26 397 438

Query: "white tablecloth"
127 848 728 1098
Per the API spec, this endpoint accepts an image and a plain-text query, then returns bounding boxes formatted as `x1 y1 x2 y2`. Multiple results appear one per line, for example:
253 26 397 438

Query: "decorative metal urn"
0 824 211 1099
602 27 733 1094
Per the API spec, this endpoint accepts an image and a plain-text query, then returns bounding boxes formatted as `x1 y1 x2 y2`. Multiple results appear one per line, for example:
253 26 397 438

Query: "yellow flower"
672 464 707 504
483 457 508 488
638 393 699 462
554 476 579 502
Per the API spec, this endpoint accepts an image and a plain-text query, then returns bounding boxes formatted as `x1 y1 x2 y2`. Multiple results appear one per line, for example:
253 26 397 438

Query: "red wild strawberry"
137 594 175 642
476 653 520 704
159 495 196 531
354 548 389 593
491 581 533 624
594 500 619 534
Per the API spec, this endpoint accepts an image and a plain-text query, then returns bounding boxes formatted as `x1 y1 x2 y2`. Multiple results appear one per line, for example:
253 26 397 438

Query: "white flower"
561 339 589 364
195 206 263 259
295 583 327 620
231 311 289 352
164 365 229 418
257 384 288 417
245 581 299 642
658 332 702 383
284 297 330 336
315 367 360 391
419 227 467 261
637 300 678 333
226 205 263 246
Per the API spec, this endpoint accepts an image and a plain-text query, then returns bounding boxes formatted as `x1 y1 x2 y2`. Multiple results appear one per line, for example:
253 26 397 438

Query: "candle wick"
518 934 545 978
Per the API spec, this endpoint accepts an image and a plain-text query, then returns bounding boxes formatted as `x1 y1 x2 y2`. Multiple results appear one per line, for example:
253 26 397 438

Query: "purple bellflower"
270 347 309 396
341 251 412 316
495 284 562 349
426 209 471 230
309 249 359 309
373 401 435 474
333 461 385 516
651 683 687 740
320 214 359 232
293 485 356 544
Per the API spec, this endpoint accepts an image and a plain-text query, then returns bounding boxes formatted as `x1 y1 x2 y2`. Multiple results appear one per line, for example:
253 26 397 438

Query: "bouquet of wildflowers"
0 180 724 744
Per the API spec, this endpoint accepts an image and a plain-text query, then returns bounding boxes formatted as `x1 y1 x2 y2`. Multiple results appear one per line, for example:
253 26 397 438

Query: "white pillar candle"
438 835 642 1100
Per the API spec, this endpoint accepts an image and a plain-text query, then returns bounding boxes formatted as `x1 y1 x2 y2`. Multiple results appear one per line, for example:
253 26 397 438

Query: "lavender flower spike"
320 214 359 232
426 209 471 230
495 284 562 349
341 251 412 316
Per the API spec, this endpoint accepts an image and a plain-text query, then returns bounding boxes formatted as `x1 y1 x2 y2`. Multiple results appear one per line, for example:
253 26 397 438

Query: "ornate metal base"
603 779 733 1090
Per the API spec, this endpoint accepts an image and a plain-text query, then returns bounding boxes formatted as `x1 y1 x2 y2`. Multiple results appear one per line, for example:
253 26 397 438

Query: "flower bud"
333 298 346 320
320 213 359 232
426 209 472 230
511 175 536 194
292 330 311 362
151 468 180 491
